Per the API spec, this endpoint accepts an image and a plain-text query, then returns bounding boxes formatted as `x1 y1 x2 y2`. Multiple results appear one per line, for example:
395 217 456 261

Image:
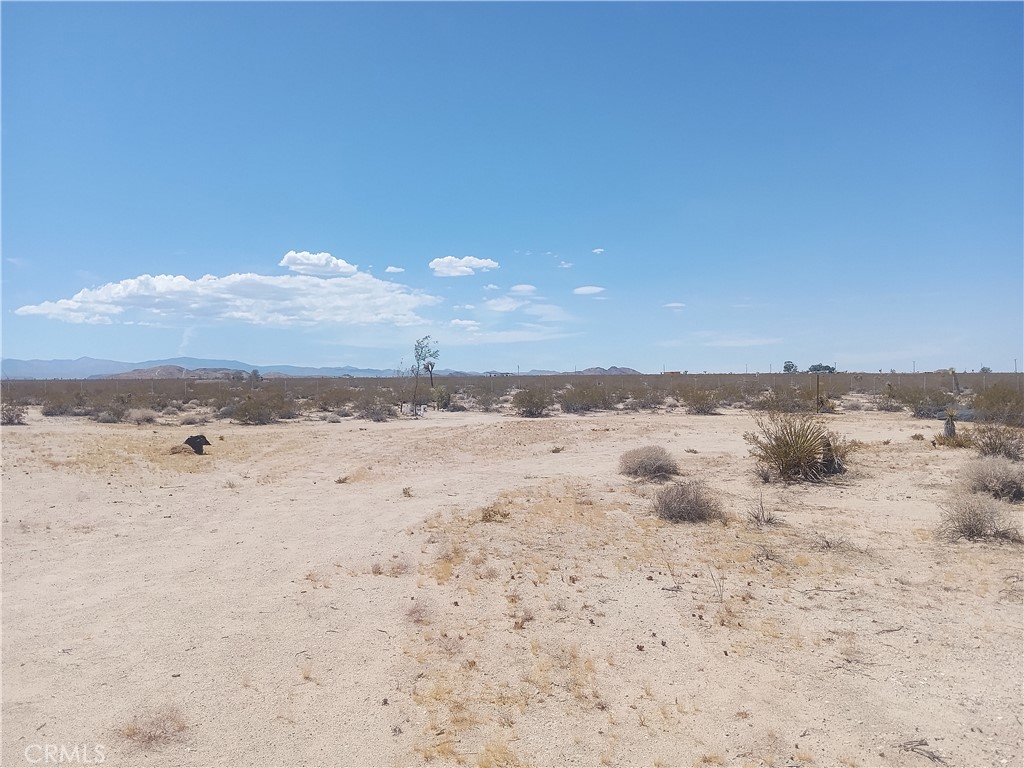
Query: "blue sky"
3 2 1021 374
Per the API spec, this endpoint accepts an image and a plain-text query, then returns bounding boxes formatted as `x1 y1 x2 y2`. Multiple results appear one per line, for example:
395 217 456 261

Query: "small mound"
169 444 194 455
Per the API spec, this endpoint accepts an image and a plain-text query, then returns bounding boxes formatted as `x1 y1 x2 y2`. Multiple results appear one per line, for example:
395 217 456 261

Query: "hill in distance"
1 356 643 380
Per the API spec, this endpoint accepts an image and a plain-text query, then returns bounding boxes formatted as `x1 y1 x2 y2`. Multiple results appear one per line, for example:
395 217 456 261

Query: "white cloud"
483 284 499 291
15 270 441 327
663 302 686 309
279 250 358 275
485 297 528 312
451 319 481 330
573 286 605 295
385 266 405 273
429 256 500 277
591 248 605 254
453 304 476 310
509 284 537 295
523 303 573 322
558 261 573 269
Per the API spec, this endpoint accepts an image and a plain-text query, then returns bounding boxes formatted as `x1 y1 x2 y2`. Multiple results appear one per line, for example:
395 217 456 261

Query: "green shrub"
652 480 725 523
972 384 1024 427
557 383 612 414
41 399 75 417
973 424 1024 462
685 389 720 415
744 412 855 482
937 495 1022 543
619 446 679 480
512 388 551 417
433 386 452 411
231 391 299 425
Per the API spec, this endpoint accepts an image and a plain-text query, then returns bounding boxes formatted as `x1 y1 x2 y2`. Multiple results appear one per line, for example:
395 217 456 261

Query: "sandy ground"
2 404 1022 768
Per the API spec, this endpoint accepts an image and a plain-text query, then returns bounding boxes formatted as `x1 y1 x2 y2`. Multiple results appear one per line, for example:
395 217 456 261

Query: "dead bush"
619 445 679 480
962 458 1024 503
119 704 188 748
652 480 725 523
937 495 1022 543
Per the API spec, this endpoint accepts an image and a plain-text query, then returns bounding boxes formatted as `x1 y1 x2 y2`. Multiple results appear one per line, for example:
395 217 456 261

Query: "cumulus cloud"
279 250 358 275
385 266 405 273
509 284 537 295
573 286 605 295
429 256 500 277
483 284 499 291
558 261 573 269
451 319 481 330
15 270 441 327
591 248 605 254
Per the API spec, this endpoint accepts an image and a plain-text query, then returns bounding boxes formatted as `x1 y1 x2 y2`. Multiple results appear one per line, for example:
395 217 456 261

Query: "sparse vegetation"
619 445 679 480
355 390 396 422
685 389 719 415
937 495 1022 543
746 494 780 526
744 412 855 481
652 480 725 523
119 704 188 748
557 382 612 414
972 384 1024 427
1 400 27 425
962 458 1024 503
973 424 1024 461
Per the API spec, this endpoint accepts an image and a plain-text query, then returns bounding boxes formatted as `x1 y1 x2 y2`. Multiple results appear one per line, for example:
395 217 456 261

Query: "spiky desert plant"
744 412 854 482
944 406 958 439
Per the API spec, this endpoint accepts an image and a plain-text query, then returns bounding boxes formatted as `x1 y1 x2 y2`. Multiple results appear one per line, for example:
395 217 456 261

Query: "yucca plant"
744 412 854 482
944 406 958 439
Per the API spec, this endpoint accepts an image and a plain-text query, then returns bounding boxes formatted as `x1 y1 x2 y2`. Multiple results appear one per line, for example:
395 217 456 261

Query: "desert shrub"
180 414 208 426
625 384 663 410
1 401 27 425
91 395 131 424
933 432 974 449
844 399 864 412
355 391 395 422
557 382 612 414
315 386 357 412
128 408 159 424
937 495 1022 543
433 386 452 411
749 387 815 413
962 458 1024 503
619 445 679 480
512 388 551 418
910 433 925 441
972 384 1024 427
474 390 497 412
744 412 855 482
448 403 468 412
229 391 298 425
41 399 75 416
652 480 725 523
891 387 956 418
685 389 720 415
972 424 1024 461
873 396 903 412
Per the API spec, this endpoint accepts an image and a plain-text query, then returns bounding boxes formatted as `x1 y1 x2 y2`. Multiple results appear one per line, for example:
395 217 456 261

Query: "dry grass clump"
119 704 188 748
962 458 1024 503
652 480 725 523
1 400 27 425
619 445 679 480
744 412 855 482
973 424 1024 462
937 496 1022 543
933 432 974 448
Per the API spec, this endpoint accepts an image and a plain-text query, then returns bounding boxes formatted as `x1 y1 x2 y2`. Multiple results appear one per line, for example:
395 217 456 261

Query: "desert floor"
2 404 1022 768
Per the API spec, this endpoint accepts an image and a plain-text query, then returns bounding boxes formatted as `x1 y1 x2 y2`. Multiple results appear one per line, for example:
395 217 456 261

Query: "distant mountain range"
0 356 642 380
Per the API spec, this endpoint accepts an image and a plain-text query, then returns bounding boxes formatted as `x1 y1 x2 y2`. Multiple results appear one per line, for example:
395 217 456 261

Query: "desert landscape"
2 382 1022 768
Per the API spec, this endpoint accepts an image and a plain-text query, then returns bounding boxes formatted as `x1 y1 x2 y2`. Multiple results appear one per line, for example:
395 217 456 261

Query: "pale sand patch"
1 407 1021 767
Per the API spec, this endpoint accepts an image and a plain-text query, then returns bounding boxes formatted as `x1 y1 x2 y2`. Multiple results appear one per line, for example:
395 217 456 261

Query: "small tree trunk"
944 416 956 438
